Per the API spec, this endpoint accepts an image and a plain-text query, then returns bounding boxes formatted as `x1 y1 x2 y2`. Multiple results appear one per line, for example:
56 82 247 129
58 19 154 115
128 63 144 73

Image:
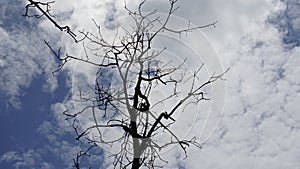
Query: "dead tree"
23 0 227 168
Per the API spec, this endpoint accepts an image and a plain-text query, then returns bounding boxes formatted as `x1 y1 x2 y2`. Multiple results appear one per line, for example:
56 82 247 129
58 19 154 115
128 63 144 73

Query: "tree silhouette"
23 0 227 168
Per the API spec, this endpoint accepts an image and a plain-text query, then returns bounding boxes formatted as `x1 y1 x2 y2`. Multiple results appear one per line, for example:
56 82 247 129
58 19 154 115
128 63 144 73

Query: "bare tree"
23 0 227 168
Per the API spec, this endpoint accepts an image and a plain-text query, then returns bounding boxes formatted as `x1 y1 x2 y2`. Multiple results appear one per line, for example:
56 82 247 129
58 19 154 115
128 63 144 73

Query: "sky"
0 0 300 169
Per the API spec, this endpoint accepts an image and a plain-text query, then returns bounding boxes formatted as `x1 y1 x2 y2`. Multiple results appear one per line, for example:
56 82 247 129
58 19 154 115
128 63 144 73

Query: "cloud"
268 0 300 47
0 150 54 169
0 0 59 109
0 27 58 109
178 0 300 168
0 151 20 163
171 0 274 53
35 103 105 168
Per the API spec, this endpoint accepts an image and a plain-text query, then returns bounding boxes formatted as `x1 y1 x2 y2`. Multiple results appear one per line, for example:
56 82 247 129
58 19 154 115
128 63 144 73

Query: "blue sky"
0 75 71 168
1 0 300 169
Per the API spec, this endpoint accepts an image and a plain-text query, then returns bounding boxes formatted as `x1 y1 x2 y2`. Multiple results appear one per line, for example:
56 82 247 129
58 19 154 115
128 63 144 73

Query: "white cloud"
0 27 58 109
178 1 300 168
0 151 20 163
269 0 300 47
0 149 54 169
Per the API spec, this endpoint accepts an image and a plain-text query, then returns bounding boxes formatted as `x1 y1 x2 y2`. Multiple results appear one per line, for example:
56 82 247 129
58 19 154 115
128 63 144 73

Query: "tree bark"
132 158 141 169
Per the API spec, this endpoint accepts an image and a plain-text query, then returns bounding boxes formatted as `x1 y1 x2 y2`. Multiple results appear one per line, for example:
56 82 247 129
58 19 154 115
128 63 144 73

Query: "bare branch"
23 0 227 168
23 0 86 42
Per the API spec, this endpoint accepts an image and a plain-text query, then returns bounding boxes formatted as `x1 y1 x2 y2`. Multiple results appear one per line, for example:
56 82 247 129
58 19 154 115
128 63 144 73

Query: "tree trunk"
132 158 141 169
